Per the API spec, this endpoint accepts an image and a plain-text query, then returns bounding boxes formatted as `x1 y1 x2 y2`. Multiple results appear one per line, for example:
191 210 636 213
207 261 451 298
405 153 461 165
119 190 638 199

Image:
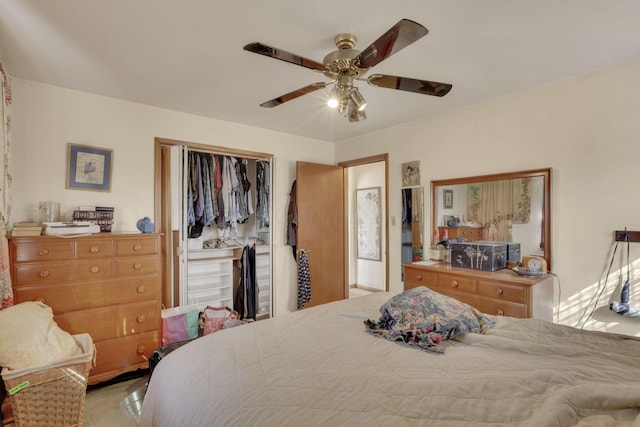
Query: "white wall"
435 184 468 228
10 58 640 335
9 78 336 316
348 162 386 291
337 58 640 336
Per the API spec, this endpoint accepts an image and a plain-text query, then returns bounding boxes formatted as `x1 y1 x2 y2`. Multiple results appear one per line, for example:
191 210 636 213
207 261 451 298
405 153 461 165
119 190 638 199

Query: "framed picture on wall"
401 161 421 187
443 189 453 209
66 143 113 192
356 187 381 261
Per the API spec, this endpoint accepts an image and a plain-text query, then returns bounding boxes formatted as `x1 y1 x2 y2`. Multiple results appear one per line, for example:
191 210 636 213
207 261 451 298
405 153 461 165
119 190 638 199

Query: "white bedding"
140 292 640 426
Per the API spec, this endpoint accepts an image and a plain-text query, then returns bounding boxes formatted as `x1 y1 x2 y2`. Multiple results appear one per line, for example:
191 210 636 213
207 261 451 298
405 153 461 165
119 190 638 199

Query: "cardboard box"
450 241 507 272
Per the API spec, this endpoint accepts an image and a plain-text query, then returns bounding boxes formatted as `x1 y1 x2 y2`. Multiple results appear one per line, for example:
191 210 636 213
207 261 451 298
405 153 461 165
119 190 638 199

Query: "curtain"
467 178 531 242
0 61 13 308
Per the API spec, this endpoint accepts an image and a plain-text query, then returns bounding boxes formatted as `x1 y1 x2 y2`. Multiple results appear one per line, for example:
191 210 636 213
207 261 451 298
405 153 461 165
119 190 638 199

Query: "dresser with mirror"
402 168 553 320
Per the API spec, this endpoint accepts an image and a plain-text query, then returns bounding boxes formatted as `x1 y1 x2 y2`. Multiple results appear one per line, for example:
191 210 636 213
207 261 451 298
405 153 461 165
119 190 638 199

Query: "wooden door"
296 161 346 307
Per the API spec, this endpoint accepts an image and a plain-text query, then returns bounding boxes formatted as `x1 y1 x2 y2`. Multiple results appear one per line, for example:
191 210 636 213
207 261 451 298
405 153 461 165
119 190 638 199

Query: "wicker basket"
1 334 94 427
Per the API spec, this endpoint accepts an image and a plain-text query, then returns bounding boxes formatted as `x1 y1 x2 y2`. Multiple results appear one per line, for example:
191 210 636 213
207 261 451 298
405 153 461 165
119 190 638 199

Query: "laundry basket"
1 334 94 427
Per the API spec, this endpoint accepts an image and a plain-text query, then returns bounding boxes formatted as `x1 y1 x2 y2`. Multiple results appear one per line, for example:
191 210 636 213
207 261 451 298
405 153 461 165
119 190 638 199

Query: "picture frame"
443 189 453 209
66 143 113 192
356 187 382 261
401 160 421 188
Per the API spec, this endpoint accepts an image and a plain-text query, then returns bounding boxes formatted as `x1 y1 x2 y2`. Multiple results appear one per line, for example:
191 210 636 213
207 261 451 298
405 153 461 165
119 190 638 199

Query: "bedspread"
140 292 640 426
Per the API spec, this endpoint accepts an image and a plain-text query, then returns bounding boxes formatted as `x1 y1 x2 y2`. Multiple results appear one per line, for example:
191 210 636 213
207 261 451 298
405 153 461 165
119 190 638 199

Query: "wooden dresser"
438 226 483 241
9 233 162 385
403 262 553 321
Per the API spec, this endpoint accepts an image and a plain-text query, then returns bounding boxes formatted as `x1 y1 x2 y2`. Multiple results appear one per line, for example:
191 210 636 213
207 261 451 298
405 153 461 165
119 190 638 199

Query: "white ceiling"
1 1 640 143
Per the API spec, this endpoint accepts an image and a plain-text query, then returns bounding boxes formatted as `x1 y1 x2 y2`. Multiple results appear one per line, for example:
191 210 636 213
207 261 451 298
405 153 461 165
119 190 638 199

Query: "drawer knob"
137 314 146 323
137 285 147 293
38 248 50 256
416 274 423 281
450 280 458 288
133 244 143 252
39 270 50 278
496 287 504 295
137 345 146 355
90 246 100 253
90 266 100 273
496 309 504 316
134 262 143 270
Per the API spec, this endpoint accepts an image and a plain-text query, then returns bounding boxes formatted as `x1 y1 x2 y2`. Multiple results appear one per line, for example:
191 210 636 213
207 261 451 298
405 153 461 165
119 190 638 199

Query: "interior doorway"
340 154 389 295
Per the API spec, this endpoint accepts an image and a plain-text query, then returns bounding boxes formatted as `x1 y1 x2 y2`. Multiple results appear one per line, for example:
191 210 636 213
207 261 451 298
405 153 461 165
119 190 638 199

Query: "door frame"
338 153 389 292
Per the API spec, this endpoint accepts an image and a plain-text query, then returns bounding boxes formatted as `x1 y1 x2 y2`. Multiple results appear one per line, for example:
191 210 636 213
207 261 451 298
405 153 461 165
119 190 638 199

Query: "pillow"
364 286 493 353
0 301 83 370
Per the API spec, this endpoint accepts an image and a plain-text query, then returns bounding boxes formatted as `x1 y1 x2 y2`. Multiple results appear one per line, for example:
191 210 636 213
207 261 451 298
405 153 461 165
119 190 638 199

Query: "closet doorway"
153 138 273 319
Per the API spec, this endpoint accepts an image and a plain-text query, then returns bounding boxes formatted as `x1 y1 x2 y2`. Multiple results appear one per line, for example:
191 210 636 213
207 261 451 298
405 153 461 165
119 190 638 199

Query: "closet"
156 139 273 320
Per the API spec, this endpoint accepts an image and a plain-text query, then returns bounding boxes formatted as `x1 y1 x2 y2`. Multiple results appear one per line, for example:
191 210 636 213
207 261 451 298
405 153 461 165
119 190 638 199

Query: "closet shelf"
188 272 233 279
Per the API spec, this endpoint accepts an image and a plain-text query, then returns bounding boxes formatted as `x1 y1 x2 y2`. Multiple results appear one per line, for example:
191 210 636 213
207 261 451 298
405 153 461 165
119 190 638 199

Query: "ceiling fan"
243 19 452 122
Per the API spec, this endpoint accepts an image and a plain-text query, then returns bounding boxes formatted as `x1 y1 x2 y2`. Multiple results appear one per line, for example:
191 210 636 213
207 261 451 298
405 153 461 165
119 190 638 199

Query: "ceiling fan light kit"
244 19 453 122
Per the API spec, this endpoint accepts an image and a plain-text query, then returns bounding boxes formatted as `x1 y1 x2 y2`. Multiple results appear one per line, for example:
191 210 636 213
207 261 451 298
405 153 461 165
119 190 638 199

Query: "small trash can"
1 334 94 427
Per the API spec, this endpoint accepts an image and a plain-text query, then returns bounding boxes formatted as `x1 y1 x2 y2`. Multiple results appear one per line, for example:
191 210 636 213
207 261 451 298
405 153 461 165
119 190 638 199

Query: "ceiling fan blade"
355 19 428 70
244 42 326 73
259 82 329 108
367 74 452 97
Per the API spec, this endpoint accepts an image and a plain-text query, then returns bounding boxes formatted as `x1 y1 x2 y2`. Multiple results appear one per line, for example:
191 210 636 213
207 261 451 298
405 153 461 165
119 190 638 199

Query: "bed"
140 289 640 426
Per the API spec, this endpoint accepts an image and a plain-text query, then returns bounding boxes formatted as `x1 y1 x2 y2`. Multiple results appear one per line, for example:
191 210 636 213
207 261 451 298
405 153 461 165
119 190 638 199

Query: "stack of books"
11 222 43 237
72 206 114 232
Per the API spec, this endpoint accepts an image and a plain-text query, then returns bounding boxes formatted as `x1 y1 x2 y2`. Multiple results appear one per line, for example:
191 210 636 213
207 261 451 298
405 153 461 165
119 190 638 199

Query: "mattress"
140 292 640 426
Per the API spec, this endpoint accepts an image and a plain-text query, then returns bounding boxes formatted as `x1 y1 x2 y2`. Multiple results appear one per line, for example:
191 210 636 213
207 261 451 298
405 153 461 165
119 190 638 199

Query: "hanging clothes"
256 161 270 230
222 156 240 229
187 152 260 234
201 154 215 227
234 245 257 320
187 152 196 226
188 152 205 238
194 154 205 222
286 180 297 260
297 249 312 309
213 155 225 228
234 158 254 224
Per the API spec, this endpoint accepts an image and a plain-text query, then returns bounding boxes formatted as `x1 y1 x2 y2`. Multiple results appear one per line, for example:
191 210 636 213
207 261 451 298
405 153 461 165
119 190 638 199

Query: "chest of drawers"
403 262 553 321
9 233 162 385
438 226 483 241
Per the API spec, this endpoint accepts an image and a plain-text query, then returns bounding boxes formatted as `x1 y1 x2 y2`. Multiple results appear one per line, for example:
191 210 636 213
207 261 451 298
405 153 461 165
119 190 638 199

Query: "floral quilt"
364 286 493 353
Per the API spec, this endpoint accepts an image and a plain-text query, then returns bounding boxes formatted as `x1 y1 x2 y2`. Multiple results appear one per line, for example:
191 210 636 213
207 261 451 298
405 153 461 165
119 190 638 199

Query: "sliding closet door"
296 161 346 307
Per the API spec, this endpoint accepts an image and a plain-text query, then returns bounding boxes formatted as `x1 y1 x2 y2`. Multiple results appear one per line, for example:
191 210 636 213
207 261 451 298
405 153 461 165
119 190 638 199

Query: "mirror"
401 187 424 264
431 169 551 269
